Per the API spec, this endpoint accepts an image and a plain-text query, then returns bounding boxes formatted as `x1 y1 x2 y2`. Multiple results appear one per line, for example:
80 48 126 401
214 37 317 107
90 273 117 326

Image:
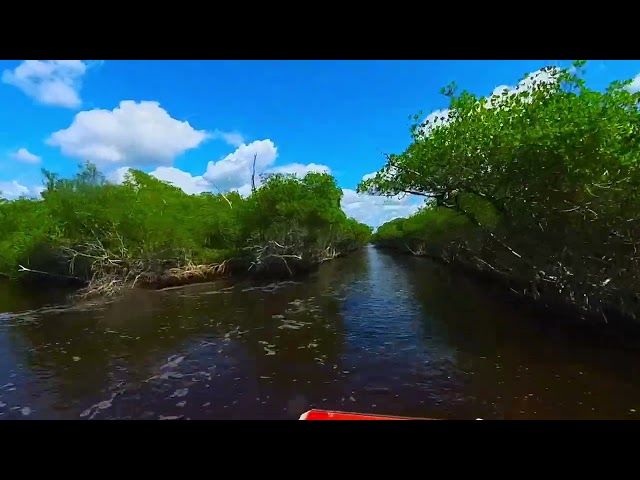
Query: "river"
1 245 640 420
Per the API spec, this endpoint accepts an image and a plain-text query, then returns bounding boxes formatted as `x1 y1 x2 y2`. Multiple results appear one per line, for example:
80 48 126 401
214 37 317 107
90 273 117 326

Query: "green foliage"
0 163 371 282
239 172 371 259
362 61 640 319
372 206 470 245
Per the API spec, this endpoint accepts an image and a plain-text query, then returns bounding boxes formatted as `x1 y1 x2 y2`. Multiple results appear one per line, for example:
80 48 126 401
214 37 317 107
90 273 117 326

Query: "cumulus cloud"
106 165 209 195
47 100 209 167
149 167 210 195
203 139 278 192
0 181 29 199
106 166 132 185
1 60 93 108
627 73 640 93
103 139 323 197
202 140 332 197
105 138 331 199
0 181 42 200
361 171 377 182
341 188 422 228
228 183 251 198
10 148 41 164
211 129 245 147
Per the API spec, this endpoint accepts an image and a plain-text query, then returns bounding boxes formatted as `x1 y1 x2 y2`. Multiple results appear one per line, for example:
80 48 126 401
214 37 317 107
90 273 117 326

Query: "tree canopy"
0 163 371 293
362 61 640 322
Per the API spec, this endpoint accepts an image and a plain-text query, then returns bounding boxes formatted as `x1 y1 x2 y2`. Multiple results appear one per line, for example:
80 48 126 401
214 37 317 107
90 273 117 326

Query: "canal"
1 246 640 419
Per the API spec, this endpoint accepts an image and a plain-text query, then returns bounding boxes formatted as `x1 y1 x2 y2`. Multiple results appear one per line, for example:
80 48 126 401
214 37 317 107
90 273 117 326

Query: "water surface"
1 246 640 420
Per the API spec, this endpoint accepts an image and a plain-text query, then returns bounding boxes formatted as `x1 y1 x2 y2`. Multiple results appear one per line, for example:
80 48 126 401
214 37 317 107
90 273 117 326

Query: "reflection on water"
1 246 640 419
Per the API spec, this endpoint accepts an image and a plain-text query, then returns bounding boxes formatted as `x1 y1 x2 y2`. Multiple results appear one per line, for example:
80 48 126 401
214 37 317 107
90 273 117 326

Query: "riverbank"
13 243 365 301
1 167 372 301
119 244 358 292
373 242 640 345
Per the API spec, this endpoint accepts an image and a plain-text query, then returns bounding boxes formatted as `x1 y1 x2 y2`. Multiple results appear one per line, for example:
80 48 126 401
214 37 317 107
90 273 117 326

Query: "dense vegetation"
0 164 371 296
361 61 640 324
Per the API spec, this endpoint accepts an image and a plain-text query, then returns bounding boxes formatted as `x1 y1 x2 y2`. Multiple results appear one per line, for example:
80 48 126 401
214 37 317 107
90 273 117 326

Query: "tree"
362 61 640 320
0 164 371 294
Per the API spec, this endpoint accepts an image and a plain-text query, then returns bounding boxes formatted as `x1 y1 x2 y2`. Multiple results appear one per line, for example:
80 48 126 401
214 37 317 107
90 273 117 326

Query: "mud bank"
10 247 363 302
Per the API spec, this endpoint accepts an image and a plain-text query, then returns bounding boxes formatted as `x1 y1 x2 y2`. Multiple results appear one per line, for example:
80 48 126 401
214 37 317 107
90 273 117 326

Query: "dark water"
2 245 640 420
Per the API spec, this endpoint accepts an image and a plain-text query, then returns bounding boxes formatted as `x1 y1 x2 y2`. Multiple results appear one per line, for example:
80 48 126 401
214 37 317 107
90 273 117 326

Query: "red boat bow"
298 409 435 420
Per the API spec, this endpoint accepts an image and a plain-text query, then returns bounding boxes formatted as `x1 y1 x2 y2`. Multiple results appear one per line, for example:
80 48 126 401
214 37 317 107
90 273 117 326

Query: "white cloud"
352 170 431 226
627 73 640 93
10 148 41 164
233 183 254 198
211 129 245 147
149 166 210 195
203 139 278 192
0 181 42 200
104 138 331 199
361 171 377 182
267 162 331 177
106 166 132 185
47 100 209 167
1 60 91 108
202 139 330 197
341 186 422 228
0 181 29 199
106 165 209 195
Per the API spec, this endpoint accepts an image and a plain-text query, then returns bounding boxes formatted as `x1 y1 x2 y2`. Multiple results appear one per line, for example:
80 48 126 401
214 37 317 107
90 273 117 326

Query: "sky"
1 59 640 227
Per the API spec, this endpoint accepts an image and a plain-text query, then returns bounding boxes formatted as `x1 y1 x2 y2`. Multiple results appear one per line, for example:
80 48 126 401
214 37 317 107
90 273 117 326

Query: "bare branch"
251 153 257 194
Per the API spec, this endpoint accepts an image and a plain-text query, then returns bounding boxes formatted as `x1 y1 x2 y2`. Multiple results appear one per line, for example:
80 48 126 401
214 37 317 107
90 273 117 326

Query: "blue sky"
1 59 640 227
